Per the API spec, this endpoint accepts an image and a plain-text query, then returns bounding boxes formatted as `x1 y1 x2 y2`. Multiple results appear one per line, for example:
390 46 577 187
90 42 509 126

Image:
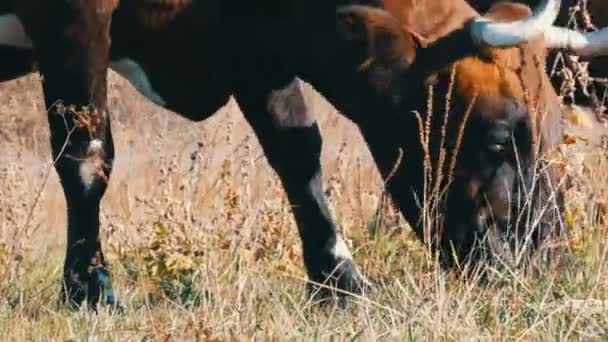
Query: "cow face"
437 53 553 265
334 1 568 266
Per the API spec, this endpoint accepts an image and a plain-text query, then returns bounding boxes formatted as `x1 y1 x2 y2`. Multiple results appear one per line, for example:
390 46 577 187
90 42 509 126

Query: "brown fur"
469 0 608 112
382 0 478 42
14 0 117 108
135 0 194 29
2 0 572 305
369 0 563 151
338 6 417 70
342 0 567 263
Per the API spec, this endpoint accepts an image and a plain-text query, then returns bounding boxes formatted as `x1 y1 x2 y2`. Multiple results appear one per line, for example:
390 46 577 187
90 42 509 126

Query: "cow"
469 0 608 115
1 0 607 310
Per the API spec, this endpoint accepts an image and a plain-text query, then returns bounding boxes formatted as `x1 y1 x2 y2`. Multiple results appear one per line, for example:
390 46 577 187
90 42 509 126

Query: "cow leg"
52 106 117 309
353 112 427 240
235 79 370 301
15 1 119 308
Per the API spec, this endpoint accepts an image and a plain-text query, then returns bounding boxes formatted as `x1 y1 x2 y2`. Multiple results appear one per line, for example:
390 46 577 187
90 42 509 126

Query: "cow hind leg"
235 79 370 303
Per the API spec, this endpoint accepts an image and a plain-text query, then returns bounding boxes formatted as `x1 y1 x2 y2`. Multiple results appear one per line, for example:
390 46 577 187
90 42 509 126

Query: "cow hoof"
61 267 122 312
306 258 372 306
91 268 124 313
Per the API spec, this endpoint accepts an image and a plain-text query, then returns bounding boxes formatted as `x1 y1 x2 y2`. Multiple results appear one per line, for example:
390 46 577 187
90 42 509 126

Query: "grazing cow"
469 0 608 114
1 0 607 309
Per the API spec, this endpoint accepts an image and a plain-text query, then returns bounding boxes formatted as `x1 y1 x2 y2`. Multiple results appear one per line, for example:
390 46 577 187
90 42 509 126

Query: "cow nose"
487 123 510 154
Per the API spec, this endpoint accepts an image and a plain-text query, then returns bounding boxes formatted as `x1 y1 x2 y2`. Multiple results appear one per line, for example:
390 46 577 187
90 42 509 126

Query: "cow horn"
543 26 608 57
470 0 560 47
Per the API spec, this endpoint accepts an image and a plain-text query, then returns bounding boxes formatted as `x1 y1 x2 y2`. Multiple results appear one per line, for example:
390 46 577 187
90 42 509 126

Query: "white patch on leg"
79 162 97 189
331 234 371 291
88 139 104 153
267 78 316 128
79 139 106 190
109 58 167 107
0 14 33 48
331 235 354 260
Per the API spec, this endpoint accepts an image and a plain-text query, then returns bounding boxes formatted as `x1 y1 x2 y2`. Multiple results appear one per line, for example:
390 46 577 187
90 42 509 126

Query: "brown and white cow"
1 0 607 309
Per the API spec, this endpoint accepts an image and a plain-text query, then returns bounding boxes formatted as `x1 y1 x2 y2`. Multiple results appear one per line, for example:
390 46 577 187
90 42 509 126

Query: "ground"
1 72 608 340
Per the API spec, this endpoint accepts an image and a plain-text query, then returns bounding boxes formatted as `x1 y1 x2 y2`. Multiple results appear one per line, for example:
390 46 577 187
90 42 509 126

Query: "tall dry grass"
1 68 608 340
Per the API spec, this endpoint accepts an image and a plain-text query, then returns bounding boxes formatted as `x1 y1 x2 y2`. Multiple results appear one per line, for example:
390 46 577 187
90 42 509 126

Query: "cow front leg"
236 79 370 302
51 104 118 309
15 0 119 309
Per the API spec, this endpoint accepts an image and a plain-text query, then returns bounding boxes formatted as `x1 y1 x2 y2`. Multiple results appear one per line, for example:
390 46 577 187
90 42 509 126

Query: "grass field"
1 71 608 340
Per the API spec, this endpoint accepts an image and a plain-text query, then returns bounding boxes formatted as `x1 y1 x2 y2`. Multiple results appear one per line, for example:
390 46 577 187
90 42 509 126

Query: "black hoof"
61 267 122 313
306 258 372 307
91 268 124 313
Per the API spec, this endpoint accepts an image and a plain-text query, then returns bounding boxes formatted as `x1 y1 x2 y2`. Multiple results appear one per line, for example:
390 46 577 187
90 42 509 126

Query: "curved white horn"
544 26 608 57
470 0 561 47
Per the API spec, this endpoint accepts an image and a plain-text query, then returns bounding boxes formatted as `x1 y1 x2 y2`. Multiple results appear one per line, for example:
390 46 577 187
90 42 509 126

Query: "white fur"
0 14 33 48
331 235 354 260
0 14 166 106
470 0 559 47
79 161 97 190
79 139 105 189
267 78 315 128
88 139 104 153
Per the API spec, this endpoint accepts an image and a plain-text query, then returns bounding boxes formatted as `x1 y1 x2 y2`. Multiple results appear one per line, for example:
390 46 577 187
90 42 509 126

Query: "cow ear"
337 5 416 69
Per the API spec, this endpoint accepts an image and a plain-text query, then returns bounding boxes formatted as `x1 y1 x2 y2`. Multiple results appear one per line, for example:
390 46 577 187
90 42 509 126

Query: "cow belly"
111 0 232 121
126 56 232 121
162 84 232 123
113 34 233 120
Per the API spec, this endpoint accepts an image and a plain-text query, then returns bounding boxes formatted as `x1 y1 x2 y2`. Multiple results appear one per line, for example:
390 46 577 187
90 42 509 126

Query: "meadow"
1 69 608 340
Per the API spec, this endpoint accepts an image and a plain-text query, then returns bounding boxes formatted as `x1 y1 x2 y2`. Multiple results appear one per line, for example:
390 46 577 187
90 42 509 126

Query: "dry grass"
1 71 608 341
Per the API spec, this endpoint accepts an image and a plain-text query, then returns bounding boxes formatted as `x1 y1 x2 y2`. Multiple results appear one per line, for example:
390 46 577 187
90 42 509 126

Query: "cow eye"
487 142 506 154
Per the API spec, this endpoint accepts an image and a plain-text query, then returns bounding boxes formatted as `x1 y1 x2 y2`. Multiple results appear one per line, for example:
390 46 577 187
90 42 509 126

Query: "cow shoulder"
337 5 416 69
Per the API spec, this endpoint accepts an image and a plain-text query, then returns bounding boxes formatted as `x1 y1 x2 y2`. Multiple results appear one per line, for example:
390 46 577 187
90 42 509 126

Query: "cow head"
333 0 608 267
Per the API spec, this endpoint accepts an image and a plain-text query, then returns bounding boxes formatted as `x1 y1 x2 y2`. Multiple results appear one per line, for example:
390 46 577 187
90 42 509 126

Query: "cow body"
1 0 603 308
2 0 375 307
